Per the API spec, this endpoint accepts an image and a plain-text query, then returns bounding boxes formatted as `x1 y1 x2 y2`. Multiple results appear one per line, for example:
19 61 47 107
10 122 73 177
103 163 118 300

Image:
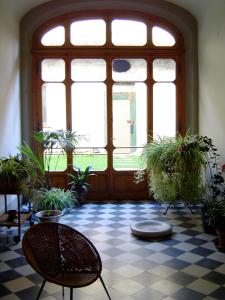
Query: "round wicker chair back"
22 222 111 300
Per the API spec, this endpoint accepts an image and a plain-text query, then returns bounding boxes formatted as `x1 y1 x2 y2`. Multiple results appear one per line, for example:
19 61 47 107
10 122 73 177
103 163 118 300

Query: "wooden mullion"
65 56 73 172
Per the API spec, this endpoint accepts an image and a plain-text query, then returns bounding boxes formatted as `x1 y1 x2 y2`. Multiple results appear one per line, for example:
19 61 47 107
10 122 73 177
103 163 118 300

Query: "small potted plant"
203 197 225 251
0 155 28 194
68 166 94 205
33 188 78 222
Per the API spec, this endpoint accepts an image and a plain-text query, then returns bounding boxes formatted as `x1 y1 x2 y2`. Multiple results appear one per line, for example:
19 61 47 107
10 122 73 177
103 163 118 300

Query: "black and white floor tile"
1 202 225 300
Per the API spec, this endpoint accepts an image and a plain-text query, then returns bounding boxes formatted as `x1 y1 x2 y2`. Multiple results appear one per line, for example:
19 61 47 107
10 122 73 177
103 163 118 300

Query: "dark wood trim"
31 10 185 200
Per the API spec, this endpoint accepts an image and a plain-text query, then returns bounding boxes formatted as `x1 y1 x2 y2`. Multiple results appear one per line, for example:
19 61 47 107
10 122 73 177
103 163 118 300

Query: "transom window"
38 18 180 48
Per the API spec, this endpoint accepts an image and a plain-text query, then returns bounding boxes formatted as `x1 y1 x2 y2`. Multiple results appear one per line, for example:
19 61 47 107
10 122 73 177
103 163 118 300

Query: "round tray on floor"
131 220 172 239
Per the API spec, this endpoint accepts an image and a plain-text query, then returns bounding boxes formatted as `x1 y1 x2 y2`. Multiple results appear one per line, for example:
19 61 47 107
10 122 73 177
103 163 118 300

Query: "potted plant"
0 155 28 194
33 188 78 222
68 166 94 205
18 130 80 219
203 197 225 251
135 133 212 213
202 157 225 232
33 130 80 189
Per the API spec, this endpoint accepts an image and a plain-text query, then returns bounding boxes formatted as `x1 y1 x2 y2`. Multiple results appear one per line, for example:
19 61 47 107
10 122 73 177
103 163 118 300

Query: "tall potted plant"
136 133 212 213
19 130 80 220
19 130 80 190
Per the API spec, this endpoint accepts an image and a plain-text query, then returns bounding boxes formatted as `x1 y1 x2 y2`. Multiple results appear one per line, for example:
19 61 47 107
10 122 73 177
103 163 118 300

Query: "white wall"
0 1 21 157
167 0 225 162
198 1 225 163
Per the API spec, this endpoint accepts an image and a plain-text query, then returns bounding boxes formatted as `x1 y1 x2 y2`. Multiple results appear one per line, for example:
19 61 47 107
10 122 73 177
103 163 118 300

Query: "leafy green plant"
203 198 225 230
0 155 28 193
136 133 210 205
19 130 80 189
68 166 93 188
32 188 78 211
18 143 45 189
0 155 28 181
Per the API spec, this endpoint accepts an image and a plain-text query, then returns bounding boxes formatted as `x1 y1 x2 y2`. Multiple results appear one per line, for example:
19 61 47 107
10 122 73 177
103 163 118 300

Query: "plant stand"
163 200 193 215
0 193 33 243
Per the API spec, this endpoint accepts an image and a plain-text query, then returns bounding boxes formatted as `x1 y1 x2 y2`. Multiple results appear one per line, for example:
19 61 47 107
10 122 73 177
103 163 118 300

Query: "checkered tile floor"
1 201 225 300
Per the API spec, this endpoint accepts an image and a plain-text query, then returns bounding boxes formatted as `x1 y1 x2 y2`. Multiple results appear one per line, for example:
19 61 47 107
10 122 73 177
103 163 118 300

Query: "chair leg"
36 279 46 300
100 276 111 300
70 287 73 300
62 286 64 296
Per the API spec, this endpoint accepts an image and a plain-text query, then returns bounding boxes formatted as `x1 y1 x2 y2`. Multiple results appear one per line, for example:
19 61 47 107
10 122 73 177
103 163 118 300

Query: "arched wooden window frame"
21 1 198 145
31 10 185 133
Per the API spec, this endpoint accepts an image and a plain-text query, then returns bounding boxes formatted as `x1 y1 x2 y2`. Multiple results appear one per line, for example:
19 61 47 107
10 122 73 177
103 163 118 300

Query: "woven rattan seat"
22 222 111 299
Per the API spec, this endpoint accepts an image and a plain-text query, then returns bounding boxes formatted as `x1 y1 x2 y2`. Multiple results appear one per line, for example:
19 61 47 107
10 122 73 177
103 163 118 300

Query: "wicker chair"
22 222 111 300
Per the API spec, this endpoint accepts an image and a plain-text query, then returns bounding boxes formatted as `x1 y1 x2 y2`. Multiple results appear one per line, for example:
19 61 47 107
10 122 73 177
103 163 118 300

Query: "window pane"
152 26 175 46
153 59 176 81
113 148 143 170
73 149 107 171
41 26 65 46
112 20 147 46
113 83 147 147
112 59 147 82
71 19 106 45
41 59 65 82
153 83 176 138
42 83 66 131
72 83 107 147
44 149 67 171
71 59 106 81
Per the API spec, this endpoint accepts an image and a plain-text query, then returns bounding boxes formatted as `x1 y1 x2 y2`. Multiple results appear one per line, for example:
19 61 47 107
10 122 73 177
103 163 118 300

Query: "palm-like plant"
20 130 80 190
34 130 79 174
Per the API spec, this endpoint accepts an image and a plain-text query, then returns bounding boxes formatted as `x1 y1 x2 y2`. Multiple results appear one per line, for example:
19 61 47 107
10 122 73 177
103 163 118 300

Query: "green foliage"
139 134 209 204
0 155 28 181
203 198 225 230
68 166 93 188
19 130 80 189
18 143 45 189
32 188 78 211
34 130 79 153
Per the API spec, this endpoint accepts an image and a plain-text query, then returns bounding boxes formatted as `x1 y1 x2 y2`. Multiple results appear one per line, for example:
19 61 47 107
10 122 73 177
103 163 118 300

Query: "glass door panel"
42 83 66 131
71 83 107 147
112 82 147 170
153 83 176 138
71 82 107 171
113 83 147 148
73 149 107 171
153 58 176 138
113 148 143 170
112 57 147 171
44 149 67 171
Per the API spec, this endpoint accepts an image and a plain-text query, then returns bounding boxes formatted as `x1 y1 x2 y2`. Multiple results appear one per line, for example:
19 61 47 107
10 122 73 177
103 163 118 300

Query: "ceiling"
6 0 209 21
